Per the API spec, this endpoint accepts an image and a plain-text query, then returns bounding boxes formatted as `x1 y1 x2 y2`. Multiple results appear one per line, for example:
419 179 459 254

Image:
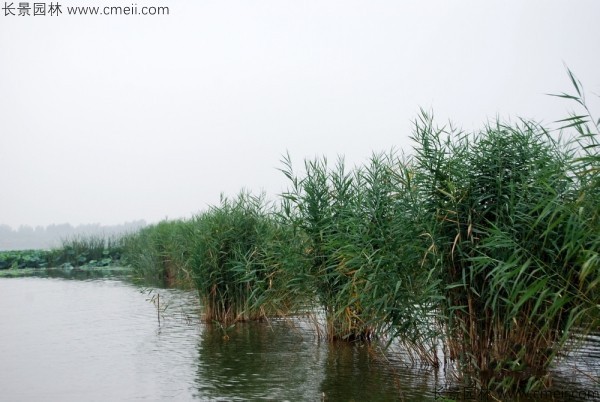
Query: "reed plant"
280 154 370 340
410 71 600 390
550 70 600 317
188 191 293 323
279 153 437 345
122 219 192 286
47 234 124 267
354 154 441 361
114 67 598 394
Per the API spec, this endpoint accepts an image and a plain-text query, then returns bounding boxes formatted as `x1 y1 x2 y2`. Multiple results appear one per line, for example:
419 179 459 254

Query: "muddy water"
0 277 597 401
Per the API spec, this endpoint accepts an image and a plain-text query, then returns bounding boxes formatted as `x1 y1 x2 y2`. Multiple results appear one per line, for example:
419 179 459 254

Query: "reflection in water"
0 277 598 402
550 331 600 396
194 319 439 401
320 342 436 402
195 320 325 401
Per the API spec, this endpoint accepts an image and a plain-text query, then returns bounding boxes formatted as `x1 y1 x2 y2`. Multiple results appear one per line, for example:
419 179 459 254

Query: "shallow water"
0 277 597 401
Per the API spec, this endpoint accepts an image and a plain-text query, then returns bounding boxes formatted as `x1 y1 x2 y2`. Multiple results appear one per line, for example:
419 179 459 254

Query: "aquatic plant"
122 220 192 287
188 191 291 323
410 70 600 390
0 235 124 270
279 152 437 345
0 249 49 269
48 234 124 268
111 67 599 395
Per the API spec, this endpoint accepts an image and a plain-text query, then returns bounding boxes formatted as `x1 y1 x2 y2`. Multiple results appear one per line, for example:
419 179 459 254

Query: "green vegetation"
0 235 126 271
50 235 125 268
122 220 192 287
411 111 598 390
117 71 598 393
409 70 600 390
187 192 293 322
5 70 598 394
0 249 50 269
278 152 436 345
123 193 305 322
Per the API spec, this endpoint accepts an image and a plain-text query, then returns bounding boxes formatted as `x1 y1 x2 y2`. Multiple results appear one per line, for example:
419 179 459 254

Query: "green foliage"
122 220 193 287
0 249 48 269
0 235 124 270
188 192 293 323
109 68 600 393
279 152 437 346
49 235 124 268
115 70 598 394
121 193 304 323
409 70 600 390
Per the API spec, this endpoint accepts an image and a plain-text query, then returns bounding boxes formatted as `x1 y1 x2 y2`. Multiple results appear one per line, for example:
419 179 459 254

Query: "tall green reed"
48 234 124 267
280 154 371 340
550 69 600 315
279 152 437 346
188 192 292 323
122 220 192 286
410 71 600 389
115 67 598 394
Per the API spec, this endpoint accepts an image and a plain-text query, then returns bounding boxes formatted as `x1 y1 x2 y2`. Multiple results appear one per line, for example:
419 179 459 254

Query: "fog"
1 0 599 229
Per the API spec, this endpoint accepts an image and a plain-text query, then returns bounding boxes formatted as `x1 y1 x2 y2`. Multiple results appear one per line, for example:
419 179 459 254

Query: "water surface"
0 277 597 401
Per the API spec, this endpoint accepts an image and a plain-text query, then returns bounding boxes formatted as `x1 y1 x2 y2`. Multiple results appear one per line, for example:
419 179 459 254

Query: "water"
0 277 598 401
0 277 200 402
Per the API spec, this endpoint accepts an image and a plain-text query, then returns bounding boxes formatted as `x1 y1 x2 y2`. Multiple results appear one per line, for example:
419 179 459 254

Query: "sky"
1 0 599 229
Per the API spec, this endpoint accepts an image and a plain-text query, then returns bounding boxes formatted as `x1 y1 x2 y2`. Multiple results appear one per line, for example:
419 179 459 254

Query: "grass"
122 192 304 323
50 235 125 268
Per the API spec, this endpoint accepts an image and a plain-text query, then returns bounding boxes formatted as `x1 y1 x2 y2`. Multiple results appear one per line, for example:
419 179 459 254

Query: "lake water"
0 276 598 401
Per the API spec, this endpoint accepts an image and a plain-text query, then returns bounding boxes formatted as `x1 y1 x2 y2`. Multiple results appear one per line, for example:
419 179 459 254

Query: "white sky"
1 0 599 229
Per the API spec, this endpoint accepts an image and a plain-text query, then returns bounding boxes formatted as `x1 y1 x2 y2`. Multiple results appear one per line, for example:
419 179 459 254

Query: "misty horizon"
0 220 147 250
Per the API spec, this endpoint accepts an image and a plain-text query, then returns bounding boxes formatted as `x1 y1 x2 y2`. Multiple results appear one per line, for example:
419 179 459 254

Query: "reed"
280 154 369 340
122 220 192 287
188 191 292 324
114 68 598 394
48 234 124 268
279 152 437 345
551 69 600 315
409 70 600 390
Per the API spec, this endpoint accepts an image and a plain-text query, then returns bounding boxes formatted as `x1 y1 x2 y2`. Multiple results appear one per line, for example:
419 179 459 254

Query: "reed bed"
279 152 438 345
187 192 302 323
410 71 599 390
122 219 192 287
47 234 124 268
119 70 598 393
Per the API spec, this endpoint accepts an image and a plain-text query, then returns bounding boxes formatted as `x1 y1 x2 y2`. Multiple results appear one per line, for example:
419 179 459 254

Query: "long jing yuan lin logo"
2 2 169 17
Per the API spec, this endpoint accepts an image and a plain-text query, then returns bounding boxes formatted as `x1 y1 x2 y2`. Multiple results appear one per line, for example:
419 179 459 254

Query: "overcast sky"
1 0 599 229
